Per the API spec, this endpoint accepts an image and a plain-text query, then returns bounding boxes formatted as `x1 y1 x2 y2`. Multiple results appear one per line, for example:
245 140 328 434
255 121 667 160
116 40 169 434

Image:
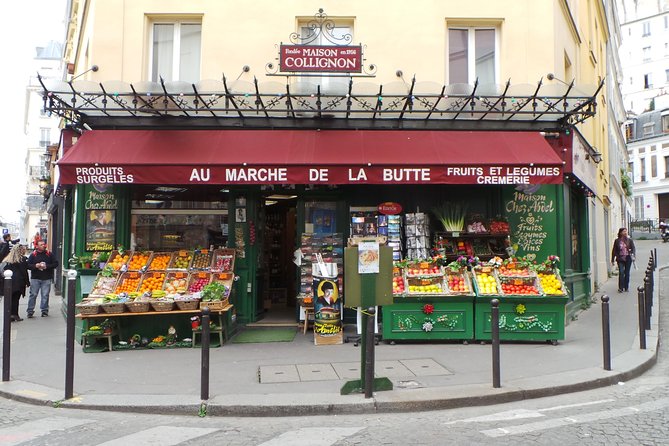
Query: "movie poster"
313 275 343 345
86 210 116 251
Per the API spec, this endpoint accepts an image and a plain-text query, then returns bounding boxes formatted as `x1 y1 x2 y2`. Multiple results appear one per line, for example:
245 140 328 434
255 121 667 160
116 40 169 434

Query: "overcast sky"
0 0 67 225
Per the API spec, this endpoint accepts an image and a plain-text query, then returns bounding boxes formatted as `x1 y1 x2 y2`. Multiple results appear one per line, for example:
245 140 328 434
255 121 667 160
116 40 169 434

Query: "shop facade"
44 3 606 342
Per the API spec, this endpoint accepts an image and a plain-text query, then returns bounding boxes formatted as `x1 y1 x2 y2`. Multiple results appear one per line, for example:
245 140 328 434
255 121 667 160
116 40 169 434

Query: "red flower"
423 304 434 314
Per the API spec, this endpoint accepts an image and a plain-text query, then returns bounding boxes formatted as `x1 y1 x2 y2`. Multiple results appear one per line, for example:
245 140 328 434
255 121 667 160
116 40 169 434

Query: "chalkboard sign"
503 185 559 262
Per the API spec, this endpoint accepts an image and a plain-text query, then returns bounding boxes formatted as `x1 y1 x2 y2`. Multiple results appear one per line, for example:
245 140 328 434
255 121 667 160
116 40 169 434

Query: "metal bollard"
200 307 211 401
364 307 376 399
637 286 646 350
654 248 658 270
644 275 652 329
491 299 501 388
601 295 611 371
2 270 13 382
65 270 78 399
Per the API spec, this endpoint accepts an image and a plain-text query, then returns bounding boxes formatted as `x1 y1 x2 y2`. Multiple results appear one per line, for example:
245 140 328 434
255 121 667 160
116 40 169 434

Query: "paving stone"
259 365 300 383
375 360 415 378
400 358 452 376
331 362 362 380
296 363 339 381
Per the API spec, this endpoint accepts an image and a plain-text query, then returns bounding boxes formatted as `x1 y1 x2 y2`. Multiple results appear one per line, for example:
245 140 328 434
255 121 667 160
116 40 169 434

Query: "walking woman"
611 227 636 293
2 245 30 321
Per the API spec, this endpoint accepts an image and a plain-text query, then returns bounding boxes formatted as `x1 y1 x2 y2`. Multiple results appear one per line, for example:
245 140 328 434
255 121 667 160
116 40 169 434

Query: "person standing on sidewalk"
26 240 58 318
2 245 30 322
611 227 636 293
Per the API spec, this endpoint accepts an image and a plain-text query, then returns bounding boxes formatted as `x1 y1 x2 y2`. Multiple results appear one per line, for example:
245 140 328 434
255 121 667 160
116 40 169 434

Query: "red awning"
57 130 565 185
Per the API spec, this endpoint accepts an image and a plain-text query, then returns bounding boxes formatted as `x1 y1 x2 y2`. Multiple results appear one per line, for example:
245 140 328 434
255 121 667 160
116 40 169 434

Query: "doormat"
231 328 297 344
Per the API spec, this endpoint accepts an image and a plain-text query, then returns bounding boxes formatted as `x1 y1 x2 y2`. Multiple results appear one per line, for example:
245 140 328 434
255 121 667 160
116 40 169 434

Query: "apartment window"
665 15 668 29
294 21 352 95
643 46 651 62
644 73 653 89
635 196 644 220
652 155 658 177
39 128 50 148
448 27 496 85
150 21 201 83
640 158 647 182
643 21 651 36
665 43 669 56
630 76 633 85
643 123 655 137
624 122 634 141
666 69 669 83
664 115 669 133
665 156 669 178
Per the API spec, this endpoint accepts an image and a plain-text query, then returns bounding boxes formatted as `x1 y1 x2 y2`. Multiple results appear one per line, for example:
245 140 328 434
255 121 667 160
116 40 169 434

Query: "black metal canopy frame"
38 75 603 132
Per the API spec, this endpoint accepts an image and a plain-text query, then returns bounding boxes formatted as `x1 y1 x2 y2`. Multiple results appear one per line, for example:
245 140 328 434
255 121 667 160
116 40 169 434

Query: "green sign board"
344 245 393 307
83 185 119 252
503 185 559 262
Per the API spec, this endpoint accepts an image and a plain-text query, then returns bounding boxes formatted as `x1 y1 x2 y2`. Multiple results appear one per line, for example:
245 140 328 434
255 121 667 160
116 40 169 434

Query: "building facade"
625 109 669 225
617 0 669 114
50 0 610 333
21 41 64 248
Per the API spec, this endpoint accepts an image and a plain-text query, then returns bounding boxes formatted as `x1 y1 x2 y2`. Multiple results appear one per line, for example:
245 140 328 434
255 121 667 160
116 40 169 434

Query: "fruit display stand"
474 263 568 343
382 261 475 342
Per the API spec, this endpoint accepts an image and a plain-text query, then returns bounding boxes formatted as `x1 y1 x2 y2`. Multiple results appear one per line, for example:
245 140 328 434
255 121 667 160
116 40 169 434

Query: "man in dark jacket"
27 240 58 317
0 233 13 261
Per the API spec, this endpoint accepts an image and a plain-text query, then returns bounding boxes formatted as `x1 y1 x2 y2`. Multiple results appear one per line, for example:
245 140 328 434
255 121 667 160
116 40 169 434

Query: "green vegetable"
432 202 467 232
201 282 227 301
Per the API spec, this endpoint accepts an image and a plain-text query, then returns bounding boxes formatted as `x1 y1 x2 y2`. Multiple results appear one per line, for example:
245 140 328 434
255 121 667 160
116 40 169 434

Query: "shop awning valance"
57 129 565 185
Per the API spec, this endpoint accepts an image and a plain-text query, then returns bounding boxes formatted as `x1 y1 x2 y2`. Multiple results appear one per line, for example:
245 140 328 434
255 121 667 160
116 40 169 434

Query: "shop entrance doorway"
256 196 297 325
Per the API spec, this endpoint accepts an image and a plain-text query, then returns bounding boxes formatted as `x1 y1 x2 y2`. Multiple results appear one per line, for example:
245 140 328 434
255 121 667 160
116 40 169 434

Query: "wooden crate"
108 250 133 271
88 273 119 297
138 271 167 294
190 249 213 271
210 272 234 299
163 271 190 297
147 252 173 271
114 271 142 293
211 249 236 273
188 271 212 294
168 250 193 270
126 251 153 271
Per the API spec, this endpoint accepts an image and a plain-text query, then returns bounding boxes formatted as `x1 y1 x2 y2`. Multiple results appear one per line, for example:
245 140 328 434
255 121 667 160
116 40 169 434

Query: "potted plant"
94 251 110 269
78 255 94 269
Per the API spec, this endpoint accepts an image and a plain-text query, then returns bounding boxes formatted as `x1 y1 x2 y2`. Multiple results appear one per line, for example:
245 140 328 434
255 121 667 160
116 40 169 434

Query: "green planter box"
474 295 568 343
382 295 474 341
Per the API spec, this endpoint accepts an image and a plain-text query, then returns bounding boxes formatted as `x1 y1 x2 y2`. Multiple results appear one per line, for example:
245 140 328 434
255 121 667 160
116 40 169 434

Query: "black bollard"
601 295 611 371
2 270 12 382
65 270 77 399
200 307 210 401
644 275 652 329
654 248 658 270
364 307 376 399
637 286 646 350
491 299 501 388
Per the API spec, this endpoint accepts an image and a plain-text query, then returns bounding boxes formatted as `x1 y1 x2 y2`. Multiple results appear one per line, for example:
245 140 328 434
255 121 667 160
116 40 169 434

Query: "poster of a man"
86 210 116 251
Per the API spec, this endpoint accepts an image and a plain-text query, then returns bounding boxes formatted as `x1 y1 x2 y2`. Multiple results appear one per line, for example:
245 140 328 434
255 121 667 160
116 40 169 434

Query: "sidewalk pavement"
0 241 663 417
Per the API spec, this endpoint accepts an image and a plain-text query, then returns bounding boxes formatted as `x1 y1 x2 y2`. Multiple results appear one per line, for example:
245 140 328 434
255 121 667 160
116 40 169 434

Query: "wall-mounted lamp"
70 65 99 82
546 73 572 87
586 150 603 164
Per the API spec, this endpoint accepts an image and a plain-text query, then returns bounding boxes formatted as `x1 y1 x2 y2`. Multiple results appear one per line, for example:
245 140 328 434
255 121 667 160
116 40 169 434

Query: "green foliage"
620 169 633 197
